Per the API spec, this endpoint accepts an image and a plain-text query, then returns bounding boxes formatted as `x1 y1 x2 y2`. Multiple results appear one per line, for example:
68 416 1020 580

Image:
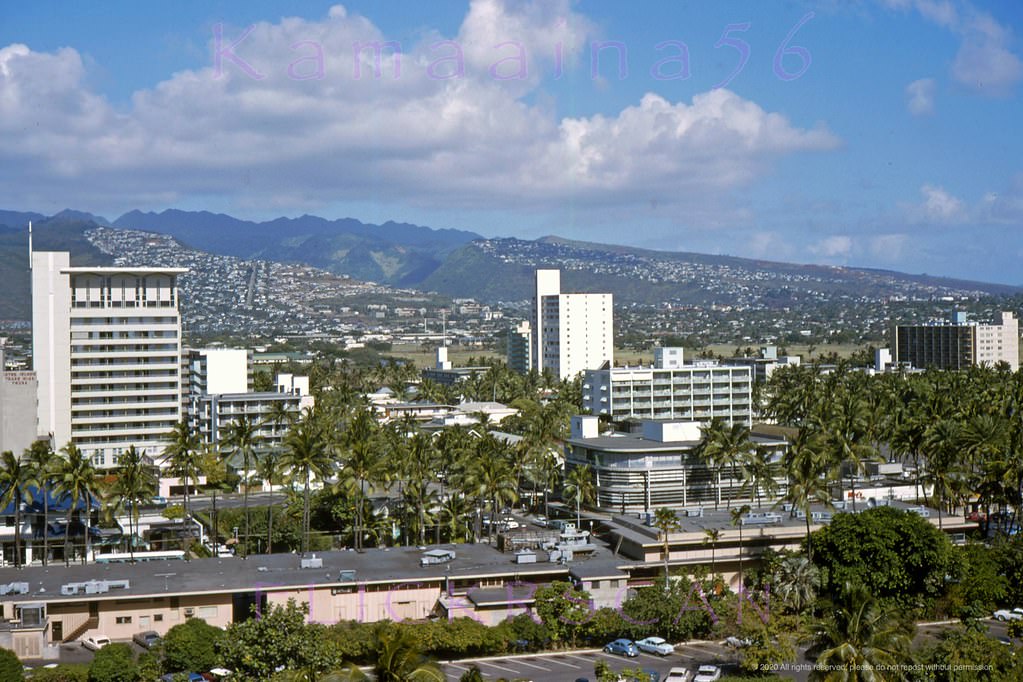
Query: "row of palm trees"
765 362 1023 541
0 440 112 567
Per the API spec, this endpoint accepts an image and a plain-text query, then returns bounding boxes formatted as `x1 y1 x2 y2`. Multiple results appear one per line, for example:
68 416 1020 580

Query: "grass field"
383 344 502 369
386 342 867 369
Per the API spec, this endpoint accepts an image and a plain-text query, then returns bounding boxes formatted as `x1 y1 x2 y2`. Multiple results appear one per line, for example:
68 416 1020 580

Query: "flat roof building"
32 253 187 468
892 311 1019 371
531 269 613 380
583 354 753 426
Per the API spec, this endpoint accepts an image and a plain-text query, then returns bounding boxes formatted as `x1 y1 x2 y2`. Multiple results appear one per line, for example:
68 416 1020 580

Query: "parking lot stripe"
479 661 520 674
516 660 551 671
567 654 595 664
446 664 470 672
547 658 581 668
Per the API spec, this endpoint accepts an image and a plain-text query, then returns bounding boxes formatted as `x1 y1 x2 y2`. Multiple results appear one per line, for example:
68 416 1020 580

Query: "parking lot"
443 641 742 682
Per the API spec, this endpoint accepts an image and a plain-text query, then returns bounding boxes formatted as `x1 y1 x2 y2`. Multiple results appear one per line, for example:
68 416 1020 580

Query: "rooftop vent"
300 555 323 569
0 582 29 596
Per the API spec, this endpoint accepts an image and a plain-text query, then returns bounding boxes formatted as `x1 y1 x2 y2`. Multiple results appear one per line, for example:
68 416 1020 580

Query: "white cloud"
0 0 839 218
951 12 1023 94
868 233 909 262
905 77 936 115
916 184 968 222
882 0 1022 95
808 235 853 259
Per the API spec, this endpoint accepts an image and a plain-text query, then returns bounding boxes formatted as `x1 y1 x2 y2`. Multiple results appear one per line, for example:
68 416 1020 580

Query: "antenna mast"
28 221 33 269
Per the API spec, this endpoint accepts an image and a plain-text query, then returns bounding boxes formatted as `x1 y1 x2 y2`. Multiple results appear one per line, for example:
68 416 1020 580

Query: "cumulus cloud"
905 77 936 115
808 235 853 259
0 0 838 217
914 184 968 223
951 12 1023 94
882 0 1022 95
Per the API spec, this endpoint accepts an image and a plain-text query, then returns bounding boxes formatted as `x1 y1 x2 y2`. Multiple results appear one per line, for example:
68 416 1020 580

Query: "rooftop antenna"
28 221 32 269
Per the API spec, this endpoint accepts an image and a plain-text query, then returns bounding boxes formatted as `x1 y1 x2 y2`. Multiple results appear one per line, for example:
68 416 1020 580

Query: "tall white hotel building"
32 251 186 468
531 269 613 380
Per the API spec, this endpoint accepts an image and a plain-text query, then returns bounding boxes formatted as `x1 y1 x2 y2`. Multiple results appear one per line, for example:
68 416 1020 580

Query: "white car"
725 635 753 648
82 635 111 651
693 665 722 682
635 636 674 656
993 607 1023 621
664 668 693 682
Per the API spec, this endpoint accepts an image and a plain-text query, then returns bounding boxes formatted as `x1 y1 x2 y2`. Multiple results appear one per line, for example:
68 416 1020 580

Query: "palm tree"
23 439 58 566
730 504 752 591
373 630 446 682
473 437 519 542
740 445 779 509
652 507 680 592
161 419 201 519
826 391 878 512
0 450 32 567
776 429 833 563
703 527 721 578
282 411 333 555
107 446 157 562
52 442 100 566
772 555 820 617
562 464 596 530
809 582 913 681
257 449 283 553
338 410 383 552
696 418 753 510
222 415 262 556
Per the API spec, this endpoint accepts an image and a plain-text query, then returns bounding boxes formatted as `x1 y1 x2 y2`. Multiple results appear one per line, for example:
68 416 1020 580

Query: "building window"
116 616 132 625
153 614 163 622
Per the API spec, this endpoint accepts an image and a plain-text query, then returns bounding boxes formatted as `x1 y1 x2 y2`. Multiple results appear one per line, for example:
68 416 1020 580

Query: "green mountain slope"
0 218 111 320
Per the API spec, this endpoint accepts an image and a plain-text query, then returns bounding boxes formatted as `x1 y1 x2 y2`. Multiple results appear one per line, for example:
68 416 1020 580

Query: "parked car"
993 607 1023 621
132 630 162 649
533 515 549 527
663 668 693 682
150 496 169 508
635 636 674 656
725 635 753 648
82 635 111 651
604 638 639 657
693 665 722 682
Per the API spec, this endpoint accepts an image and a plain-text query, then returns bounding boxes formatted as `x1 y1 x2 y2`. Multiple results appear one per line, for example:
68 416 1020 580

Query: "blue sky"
1 1 1021 283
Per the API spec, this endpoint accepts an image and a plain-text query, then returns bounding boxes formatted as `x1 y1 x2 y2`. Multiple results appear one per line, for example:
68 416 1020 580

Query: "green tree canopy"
162 617 226 673
810 506 955 605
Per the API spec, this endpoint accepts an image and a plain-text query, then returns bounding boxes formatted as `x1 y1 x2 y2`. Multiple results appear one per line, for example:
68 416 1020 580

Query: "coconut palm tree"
703 527 721 578
696 418 753 509
52 442 100 566
337 410 383 551
222 415 262 556
652 507 680 592
372 630 446 682
282 411 333 555
562 464 596 530
107 446 157 562
730 504 752 591
809 581 913 681
161 419 201 519
257 449 284 553
772 555 820 616
740 445 779 509
465 436 518 542
0 450 32 567
23 439 58 566
776 429 833 563
826 391 878 512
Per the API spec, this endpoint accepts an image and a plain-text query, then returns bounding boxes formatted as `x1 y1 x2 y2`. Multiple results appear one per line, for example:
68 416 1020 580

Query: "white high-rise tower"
530 268 613 380
32 252 187 467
